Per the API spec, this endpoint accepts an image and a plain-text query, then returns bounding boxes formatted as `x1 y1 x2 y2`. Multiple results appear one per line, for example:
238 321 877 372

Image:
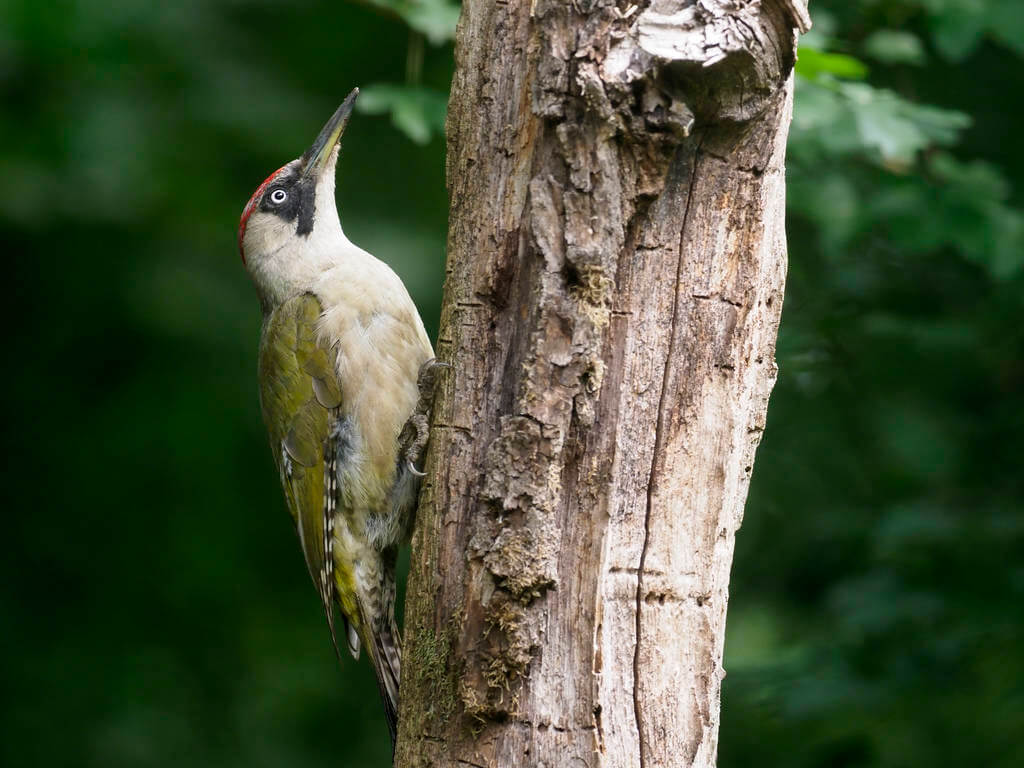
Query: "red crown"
238 165 286 264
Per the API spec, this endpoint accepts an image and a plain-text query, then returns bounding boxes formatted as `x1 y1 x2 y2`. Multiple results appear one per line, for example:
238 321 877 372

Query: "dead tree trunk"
396 2 809 766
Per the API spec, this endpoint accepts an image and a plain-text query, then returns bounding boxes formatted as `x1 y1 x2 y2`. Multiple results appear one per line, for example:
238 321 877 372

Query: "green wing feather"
258 292 349 650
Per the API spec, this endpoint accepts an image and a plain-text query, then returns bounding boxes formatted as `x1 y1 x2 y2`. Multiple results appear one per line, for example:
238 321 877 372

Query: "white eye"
269 188 287 204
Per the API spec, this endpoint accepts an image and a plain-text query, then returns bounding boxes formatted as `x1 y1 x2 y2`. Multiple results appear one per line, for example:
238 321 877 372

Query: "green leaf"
365 0 460 45
791 79 845 132
840 83 970 163
904 102 973 146
796 46 869 82
928 5 987 61
852 93 928 163
863 30 927 66
989 0 1024 56
356 84 448 145
927 153 1024 279
912 0 1024 59
930 152 1009 201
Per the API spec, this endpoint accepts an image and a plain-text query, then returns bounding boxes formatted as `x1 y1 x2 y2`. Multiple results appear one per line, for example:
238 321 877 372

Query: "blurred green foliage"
358 84 448 145
1 1 1021 767
727 4 1024 767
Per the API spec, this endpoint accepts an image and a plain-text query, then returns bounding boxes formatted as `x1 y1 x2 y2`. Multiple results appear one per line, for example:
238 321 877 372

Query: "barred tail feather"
361 613 402 750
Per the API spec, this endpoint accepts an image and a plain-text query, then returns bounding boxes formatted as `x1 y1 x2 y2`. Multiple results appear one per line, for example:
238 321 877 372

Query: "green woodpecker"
238 88 437 746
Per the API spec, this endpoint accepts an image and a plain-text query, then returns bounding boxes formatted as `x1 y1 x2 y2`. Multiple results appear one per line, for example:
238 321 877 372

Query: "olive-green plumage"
258 294 351 634
257 291 421 744
240 91 435 749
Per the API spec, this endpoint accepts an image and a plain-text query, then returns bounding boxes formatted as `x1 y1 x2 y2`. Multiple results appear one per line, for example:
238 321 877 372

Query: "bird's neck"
254 214 360 314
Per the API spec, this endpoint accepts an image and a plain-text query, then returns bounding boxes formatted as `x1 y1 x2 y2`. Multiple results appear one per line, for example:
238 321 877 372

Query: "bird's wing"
258 292 349 653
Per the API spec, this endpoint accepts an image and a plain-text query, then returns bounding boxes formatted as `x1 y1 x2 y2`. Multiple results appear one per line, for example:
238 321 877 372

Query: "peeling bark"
397 2 807 766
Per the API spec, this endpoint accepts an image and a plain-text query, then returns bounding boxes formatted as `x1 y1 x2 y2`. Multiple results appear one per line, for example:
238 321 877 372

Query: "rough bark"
396 2 808 766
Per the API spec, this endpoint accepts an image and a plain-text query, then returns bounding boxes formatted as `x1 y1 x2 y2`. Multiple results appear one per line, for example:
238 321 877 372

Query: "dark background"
2 1 1021 766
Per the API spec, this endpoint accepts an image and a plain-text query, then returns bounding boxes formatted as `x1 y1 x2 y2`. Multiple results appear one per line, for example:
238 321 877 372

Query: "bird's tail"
362 612 402 749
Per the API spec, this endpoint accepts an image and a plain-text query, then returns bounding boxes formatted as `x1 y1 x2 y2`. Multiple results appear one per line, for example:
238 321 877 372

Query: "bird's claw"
416 358 451 392
398 358 452 478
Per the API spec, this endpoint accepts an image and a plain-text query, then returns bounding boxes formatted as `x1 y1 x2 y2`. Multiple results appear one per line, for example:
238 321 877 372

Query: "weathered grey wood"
396 2 807 766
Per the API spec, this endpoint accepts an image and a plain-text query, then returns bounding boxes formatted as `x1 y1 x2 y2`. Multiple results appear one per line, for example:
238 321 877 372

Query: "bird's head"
239 88 358 306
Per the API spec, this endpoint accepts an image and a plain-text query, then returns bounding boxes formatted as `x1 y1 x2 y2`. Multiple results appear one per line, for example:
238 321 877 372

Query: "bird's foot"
416 356 450 395
399 358 450 476
402 413 429 477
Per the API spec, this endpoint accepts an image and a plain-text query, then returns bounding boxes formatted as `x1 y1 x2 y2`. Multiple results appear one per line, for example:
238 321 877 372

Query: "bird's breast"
322 306 430 508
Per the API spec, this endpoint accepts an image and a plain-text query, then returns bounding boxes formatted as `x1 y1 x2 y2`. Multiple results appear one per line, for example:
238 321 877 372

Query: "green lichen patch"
405 614 460 731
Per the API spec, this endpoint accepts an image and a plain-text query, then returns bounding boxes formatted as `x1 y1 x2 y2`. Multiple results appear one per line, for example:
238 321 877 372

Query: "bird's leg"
399 358 450 477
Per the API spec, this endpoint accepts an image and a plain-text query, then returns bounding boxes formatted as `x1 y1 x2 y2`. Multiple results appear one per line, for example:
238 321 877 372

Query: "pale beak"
302 87 359 180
